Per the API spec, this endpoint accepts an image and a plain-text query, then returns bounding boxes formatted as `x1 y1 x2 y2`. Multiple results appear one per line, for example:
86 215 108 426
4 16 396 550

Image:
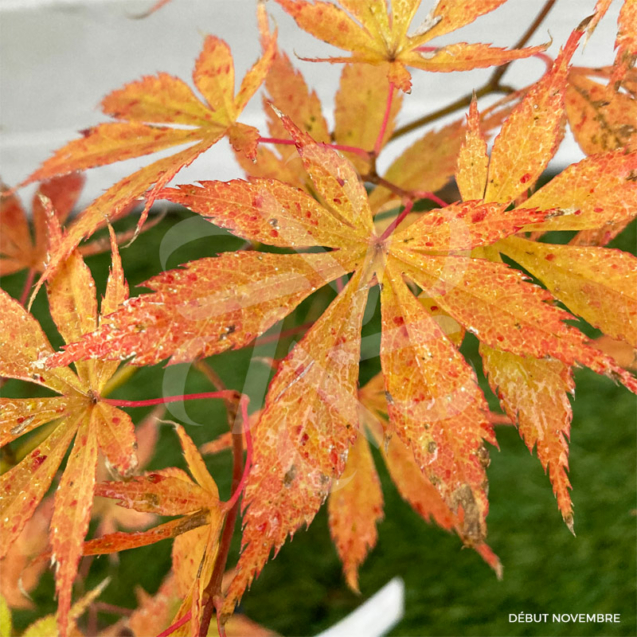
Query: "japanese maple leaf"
19 29 276 296
237 57 400 185
0 497 53 610
47 125 635 623
590 0 637 88
328 368 501 592
563 65 637 246
127 572 279 637
367 93 517 213
0 223 132 636
83 425 225 637
0 174 84 278
91 406 163 552
566 67 637 156
240 12 515 210
237 14 402 184
0 174 158 286
273 0 547 92
611 0 637 87
45 25 637 611
354 373 502 575
449 27 637 528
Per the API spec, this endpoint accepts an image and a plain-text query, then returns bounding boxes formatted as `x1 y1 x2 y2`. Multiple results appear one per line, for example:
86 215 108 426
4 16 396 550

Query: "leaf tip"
564 514 576 536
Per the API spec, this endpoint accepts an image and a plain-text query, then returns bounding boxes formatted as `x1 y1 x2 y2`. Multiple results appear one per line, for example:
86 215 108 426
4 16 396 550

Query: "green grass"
2 211 635 637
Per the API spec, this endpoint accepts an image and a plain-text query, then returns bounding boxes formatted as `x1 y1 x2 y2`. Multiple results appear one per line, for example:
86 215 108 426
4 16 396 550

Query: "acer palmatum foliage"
1 0 636 635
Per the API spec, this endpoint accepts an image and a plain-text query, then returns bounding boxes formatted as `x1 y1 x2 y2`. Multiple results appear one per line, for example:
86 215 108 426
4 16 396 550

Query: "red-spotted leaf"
380 259 494 543
22 31 276 297
275 0 544 92
224 263 373 611
481 344 575 529
500 236 637 347
485 27 585 204
327 433 383 592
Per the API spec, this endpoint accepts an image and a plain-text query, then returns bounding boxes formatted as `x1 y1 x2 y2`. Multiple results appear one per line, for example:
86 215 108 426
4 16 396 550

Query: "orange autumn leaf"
566 70 637 155
484 27 585 204
368 96 516 213
500 237 637 348
519 150 637 235
0 225 132 636
456 98 489 202
445 27 637 527
333 63 403 173
378 260 495 544
0 177 161 285
0 175 84 278
46 102 637 616
586 0 614 37
359 373 502 575
235 11 331 188
225 262 374 610
610 0 637 89
48 250 361 368
274 0 546 92
327 432 384 592
92 406 164 545
20 30 276 298
481 345 575 529
0 498 53 610
562 66 637 246
239 32 399 183
90 425 225 637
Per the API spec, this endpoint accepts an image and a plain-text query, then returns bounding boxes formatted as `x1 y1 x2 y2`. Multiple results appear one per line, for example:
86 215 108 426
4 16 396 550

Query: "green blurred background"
1 208 635 637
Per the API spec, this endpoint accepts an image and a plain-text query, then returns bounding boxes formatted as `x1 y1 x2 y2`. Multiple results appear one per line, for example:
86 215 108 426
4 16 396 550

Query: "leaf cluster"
1 1 636 635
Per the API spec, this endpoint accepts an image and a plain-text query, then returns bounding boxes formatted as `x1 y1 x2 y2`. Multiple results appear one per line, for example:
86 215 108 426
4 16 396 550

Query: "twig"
102 391 239 408
379 200 414 241
489 0 558 86
156 610 191 637
364 174 448 208
390 0 558 141
223 399 253 512
374 83 395 155
364 174 414 200
198 397 251 637
19 268 36 307
412 190 449 208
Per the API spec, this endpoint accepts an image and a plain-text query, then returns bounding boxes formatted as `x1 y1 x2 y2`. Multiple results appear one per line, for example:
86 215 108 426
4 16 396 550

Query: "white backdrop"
0 0 624 209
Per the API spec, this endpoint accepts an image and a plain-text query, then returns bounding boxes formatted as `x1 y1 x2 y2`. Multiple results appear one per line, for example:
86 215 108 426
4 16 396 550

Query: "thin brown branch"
363 174 448 209
198 397 250 637
364 173 414 199
390 0 558 141
490 0 558 85
390 84 502 140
